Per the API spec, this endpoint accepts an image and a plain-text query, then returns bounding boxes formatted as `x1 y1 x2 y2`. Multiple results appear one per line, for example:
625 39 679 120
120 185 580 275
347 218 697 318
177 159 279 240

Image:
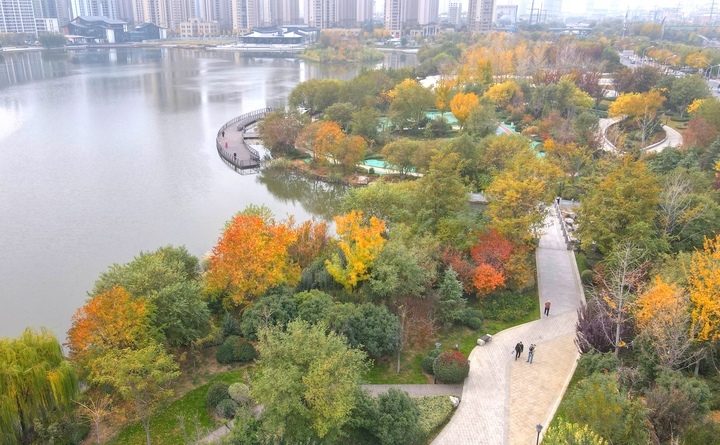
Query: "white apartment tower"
384 0 417 37
0 0 37 34
304 0 354 29
356 0 372 23
448 1 461 25
232 0 260 30
417 0 437 24
278 0 300 25
468 0 493 32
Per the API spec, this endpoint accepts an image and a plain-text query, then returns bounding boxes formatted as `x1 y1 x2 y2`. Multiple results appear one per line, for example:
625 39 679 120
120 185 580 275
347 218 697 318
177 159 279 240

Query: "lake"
0 47 416 339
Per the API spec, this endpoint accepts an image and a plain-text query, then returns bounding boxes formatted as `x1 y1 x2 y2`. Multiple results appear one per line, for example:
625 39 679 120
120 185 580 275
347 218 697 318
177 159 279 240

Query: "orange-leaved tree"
450 92 480 129
288 218 330 270
67 286 153 364
205 212 300 308
469 229 514 297
325 210 387 292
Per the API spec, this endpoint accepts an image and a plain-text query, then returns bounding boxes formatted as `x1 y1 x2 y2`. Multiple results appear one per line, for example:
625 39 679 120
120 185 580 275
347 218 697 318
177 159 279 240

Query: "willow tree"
0 329 78 444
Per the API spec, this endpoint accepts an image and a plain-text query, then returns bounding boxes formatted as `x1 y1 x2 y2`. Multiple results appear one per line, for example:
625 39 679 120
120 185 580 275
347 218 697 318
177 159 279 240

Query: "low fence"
216 108 274 170
554 198 576 250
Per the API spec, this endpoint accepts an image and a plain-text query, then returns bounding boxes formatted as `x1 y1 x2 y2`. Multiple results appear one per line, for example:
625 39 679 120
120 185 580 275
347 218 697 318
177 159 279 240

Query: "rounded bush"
580 269 595 285
460 308 483 327
467 317 482 330
216 336 257 364
206 381 230 408
433 350 470 384
421 356 436 375
228 382 251 406
215 398 237 419
427 349 442 359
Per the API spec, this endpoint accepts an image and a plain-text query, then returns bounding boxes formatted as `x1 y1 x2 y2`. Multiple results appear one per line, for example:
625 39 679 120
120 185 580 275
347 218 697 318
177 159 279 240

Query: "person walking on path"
225 142 228 149
526 344 536 364
514 342 524 360
544 300 551 316
222 130 225 138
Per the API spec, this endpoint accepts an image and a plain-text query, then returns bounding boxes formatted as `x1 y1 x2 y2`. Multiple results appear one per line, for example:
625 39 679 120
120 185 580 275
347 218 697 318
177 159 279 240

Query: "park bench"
477 334 493 346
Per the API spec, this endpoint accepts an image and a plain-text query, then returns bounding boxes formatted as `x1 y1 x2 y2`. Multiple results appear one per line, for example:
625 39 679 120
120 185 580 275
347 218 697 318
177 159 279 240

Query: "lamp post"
663 55 677 74
642 45 655 64
536 424 543 445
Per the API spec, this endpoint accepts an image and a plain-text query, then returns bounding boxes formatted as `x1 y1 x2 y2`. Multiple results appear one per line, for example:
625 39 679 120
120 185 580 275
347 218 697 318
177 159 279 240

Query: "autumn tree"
469 229 514 297
67 286 154 364
388 78 435 130
257 109 306 156
288 78 342 114
288 218 329 270
89 344 179 445
349 106 381 143
666 75 709 117
483 80 520 109
633 277 700 370
434 77 455 115
252 320 367 442
332 134 367 173
450 92 480 129
323 102 355 131
415 151 469 234
485 150 559 244
312 120 345 163
325 210 387 292
609 90 666 148
688 234 720 344
0 329 78 445
205 209 300 309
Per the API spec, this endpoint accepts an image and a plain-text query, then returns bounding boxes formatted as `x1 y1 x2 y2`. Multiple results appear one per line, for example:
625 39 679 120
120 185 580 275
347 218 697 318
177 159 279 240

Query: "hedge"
415 396 456 436
433 350 470 384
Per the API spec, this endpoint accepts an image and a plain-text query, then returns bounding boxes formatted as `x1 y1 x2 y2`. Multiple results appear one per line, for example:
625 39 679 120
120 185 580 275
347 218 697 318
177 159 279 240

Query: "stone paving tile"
432 211 584 445
508 333 578 445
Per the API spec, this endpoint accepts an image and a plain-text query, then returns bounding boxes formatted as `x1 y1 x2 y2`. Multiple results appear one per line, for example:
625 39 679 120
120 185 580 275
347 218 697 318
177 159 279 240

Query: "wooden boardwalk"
216 108 273 171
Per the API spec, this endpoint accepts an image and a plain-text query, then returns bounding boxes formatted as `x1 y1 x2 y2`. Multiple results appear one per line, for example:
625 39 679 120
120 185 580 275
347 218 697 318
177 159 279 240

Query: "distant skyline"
376 0 708 15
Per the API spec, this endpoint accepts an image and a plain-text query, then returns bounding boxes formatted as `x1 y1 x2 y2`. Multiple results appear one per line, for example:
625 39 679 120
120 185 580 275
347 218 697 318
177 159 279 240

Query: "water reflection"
257 167 348 220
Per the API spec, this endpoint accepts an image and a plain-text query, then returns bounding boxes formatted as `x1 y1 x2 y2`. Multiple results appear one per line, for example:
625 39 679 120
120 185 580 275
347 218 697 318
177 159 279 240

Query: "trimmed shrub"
580 269 595 285
459 308 483 328
216 336 257 364
433 350 470 384
421 356 436 375
216 398 237 419
206 381 230 408
228 382 251 406
427 349 442 359
415 396 455 436
481 291 535 323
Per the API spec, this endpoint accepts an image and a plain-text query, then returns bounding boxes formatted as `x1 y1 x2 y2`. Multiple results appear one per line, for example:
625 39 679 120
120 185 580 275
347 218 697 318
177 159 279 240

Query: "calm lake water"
0 48 416 339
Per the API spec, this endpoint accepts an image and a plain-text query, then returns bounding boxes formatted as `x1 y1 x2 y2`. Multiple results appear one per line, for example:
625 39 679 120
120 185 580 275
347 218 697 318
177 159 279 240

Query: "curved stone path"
432 206 585 445
600 117 683 152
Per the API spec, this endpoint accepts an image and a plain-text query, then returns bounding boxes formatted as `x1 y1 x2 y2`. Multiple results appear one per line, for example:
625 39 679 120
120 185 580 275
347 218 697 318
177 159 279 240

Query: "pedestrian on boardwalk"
222 130 225 138
527 344 536 363
514 341 523 360
544 300 551 316
225 142 228 148
233 152 236 160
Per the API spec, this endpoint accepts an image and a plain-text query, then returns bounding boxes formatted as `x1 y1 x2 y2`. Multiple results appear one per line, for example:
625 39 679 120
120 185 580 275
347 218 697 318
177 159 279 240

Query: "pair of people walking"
514 341 537 363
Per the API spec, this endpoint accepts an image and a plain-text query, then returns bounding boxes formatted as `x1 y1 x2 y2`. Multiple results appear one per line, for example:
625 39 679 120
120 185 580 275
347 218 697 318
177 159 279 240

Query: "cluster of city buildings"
0 0 523 42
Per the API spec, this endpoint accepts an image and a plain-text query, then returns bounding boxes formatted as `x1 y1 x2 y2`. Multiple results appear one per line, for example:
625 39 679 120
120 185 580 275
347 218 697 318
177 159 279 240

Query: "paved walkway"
432 210 585 445
599 118 683 153
362 384 463 397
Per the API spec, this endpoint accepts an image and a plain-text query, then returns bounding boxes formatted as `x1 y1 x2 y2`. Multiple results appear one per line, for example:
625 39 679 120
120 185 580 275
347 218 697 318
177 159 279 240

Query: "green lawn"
363 289 541 384
109 369 245 445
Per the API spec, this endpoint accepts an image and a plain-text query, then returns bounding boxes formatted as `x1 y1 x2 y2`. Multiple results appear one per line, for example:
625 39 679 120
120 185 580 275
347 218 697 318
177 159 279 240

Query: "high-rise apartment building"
384 0 417 37
304 0 353 29
448 1 461 24
467 0 493 32
277 0 300 25
232 0 259 30
0 0 37 33
417 0 437 24
356 0 371 23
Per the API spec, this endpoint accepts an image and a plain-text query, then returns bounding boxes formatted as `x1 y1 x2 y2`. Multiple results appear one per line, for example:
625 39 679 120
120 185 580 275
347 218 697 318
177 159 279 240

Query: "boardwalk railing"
216 108 274 170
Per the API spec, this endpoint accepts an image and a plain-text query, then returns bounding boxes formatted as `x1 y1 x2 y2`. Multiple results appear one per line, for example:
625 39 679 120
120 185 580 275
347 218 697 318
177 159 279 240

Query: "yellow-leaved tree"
325 210 386 292
609 90 665 149
633 276 699 370
688 234 720 343
483 80 520 109
450 92 480 129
